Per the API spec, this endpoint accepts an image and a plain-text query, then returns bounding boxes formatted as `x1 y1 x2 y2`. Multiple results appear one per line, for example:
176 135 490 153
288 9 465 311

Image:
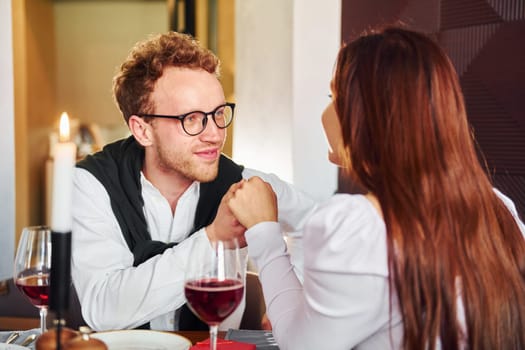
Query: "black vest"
77 136 243 330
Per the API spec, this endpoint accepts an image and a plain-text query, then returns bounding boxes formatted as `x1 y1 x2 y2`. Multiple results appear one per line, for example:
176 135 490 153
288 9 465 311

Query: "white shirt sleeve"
246 195 402 350
72 166 316 331
71 168 210 330
242 167 318 232
242 168 318 280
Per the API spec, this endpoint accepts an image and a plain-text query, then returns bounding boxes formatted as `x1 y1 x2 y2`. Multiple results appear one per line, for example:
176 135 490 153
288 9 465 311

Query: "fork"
20 333 38 347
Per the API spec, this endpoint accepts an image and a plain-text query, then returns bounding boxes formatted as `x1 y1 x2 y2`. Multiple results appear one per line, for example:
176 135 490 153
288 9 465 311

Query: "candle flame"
59 112 70 142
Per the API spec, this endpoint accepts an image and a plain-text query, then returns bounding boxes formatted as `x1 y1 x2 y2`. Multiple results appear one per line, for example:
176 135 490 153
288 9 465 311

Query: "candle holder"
50 230 72 350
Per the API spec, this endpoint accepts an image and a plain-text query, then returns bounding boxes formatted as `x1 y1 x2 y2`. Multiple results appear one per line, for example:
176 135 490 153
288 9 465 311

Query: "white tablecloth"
0 328 39 349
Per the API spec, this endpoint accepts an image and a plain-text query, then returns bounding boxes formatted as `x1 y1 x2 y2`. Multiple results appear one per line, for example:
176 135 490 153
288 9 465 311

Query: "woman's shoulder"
304 193 388 276
493 188 525 235
310 193 383 231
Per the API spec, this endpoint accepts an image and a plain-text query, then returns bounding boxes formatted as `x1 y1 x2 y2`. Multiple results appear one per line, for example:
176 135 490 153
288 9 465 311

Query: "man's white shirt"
71 166 316 331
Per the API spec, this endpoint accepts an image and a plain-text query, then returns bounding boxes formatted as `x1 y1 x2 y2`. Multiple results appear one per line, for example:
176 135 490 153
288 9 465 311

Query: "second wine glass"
184 237 245 350
13 225 52 334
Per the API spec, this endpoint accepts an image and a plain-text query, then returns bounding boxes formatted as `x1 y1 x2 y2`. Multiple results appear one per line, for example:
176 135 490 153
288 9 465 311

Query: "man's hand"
206 181 247 246
228 177 278 229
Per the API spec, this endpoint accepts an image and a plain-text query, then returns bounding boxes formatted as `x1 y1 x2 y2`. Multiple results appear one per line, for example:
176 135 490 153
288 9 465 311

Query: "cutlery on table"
20 334 38 347
5 332 20 344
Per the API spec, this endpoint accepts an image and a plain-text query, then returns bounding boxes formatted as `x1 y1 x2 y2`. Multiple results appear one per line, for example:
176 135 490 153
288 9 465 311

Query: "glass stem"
209 324 218 350
40 307 48 333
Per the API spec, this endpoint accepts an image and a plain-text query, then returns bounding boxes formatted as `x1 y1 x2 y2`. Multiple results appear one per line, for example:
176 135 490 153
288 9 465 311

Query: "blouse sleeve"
246 194 398 350
493 188 525 235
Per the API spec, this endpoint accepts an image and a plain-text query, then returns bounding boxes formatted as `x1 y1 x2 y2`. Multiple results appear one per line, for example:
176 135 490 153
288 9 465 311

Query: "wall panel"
340 0 525 217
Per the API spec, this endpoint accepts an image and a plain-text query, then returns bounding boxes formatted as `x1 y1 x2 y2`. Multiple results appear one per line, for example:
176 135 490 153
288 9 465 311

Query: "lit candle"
51 112 77 233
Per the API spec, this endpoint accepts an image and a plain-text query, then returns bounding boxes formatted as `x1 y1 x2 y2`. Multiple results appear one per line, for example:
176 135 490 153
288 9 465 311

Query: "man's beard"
155 145 220 183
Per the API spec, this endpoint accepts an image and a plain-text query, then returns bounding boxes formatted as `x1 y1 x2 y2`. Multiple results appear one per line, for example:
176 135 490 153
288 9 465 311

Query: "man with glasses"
71 31 316 332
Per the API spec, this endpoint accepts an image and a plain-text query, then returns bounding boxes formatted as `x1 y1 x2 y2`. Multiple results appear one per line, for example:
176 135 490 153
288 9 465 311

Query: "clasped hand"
206 177 278 246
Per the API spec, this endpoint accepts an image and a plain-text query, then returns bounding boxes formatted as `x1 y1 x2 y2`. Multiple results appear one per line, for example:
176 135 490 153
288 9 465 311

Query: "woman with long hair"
228 26 525 349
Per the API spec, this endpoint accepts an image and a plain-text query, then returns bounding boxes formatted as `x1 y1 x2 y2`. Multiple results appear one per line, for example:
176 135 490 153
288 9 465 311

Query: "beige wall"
216 0 235 155
11 0 240 236
53 0 234 148
12 0 170 235
233 0 340 200
12 0 57 239
54 0 168 139
195 0 235 155
1 0 16 279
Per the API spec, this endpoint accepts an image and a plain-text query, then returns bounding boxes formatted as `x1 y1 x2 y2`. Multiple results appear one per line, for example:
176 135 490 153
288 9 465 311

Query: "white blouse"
246 190 525 350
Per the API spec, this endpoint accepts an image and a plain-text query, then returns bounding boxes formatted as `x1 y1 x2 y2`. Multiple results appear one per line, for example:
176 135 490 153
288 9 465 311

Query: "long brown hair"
333 26 525 349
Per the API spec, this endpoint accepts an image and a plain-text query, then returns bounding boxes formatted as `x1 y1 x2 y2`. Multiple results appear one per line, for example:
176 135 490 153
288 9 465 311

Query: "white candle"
51 112 77 232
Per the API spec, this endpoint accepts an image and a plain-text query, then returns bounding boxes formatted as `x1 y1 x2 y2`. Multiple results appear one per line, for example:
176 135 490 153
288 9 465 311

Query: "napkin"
190 337 256 350
225 329 280 350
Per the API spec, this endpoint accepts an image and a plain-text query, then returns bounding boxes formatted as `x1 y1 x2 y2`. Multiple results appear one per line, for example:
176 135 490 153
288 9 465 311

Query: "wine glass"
14 226 52 333
184 238 245 350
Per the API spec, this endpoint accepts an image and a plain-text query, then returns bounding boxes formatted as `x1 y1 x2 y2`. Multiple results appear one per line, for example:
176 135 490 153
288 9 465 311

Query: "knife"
5 332 20 344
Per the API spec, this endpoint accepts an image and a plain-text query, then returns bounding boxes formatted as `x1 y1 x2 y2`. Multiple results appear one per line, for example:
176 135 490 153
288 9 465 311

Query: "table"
2 329 279 349
0 329 226 348
174 330 226 345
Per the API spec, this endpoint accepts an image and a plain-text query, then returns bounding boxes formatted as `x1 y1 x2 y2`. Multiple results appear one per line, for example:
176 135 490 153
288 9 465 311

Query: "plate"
91 330 191 350
0 345 28 350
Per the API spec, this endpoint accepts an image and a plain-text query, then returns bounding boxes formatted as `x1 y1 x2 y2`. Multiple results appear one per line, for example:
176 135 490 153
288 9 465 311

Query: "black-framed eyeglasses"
138 102 235 136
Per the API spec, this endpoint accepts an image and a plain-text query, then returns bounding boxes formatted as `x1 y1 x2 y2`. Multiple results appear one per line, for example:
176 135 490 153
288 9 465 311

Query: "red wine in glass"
185 278 244 325
13 226 52 333
184 238 245 350
15 273 50 307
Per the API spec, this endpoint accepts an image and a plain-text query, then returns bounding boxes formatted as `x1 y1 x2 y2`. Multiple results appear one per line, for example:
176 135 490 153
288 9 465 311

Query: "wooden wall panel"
340 0 525 217
441 0 502 29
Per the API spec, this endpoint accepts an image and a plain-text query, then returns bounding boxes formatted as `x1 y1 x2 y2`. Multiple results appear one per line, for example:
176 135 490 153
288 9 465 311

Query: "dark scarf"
77 136 243 330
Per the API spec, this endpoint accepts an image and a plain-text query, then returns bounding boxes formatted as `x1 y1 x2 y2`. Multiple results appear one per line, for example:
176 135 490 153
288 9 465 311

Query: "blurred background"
1 0 524 283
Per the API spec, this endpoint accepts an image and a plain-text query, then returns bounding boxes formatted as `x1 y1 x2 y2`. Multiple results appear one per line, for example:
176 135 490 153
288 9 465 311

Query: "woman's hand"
228 176 278 229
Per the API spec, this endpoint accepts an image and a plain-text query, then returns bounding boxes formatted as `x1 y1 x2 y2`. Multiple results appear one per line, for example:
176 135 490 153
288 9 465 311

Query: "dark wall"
339 0 525 217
